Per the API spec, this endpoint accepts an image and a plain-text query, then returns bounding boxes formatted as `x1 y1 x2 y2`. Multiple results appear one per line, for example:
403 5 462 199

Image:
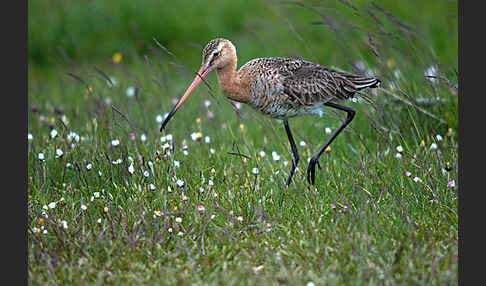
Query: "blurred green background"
28 0 457 73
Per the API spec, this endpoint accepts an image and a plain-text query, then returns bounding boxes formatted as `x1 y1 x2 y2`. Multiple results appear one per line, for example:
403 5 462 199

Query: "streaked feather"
239 57 380 109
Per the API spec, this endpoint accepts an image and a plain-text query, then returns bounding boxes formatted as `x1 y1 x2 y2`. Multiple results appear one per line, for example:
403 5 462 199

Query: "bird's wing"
239 57 380 106
277 59 380 105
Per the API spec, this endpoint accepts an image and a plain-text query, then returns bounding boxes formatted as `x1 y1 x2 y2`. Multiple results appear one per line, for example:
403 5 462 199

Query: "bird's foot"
306 157 320 185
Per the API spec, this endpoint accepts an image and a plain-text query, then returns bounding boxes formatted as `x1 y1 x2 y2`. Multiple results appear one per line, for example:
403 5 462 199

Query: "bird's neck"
216 58 248 104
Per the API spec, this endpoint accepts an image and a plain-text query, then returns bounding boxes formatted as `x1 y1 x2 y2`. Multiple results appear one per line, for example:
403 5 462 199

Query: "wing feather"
239 57 380 107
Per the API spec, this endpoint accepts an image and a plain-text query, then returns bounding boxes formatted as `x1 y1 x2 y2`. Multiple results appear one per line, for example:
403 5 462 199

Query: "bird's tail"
338 73 381 103
346 74 381 90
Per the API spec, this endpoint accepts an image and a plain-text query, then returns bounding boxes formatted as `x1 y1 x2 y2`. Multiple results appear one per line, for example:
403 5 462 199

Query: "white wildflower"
126 86 136 97
128 164 135 174
190 132 202 141
67 131 80 142
50 129 58 139
55 148 63 158
252 167 259 175
271 151 280 161
111 139 120 146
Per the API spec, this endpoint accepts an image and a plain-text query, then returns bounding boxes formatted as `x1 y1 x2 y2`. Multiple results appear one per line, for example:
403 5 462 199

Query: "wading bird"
160 38 380 186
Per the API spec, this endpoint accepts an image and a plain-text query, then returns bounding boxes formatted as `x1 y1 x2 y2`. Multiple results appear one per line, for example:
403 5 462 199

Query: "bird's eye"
213 51 220 57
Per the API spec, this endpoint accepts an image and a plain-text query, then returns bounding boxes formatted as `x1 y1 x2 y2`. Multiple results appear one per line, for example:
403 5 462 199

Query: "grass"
28 0 458 285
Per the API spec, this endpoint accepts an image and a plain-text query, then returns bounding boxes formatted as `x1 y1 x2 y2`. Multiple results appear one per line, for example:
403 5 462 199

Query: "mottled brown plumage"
236 56 380 119
161 38 381 188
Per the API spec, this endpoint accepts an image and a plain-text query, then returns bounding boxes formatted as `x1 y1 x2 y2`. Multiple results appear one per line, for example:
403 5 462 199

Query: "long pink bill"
160 66 212 131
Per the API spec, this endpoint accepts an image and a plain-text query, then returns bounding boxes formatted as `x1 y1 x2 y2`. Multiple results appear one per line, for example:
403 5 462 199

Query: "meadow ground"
28 1 458 284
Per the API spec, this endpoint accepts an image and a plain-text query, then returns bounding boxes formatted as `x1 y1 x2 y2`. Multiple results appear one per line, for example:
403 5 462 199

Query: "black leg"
280 119 299 205
306 101 355 185
283 119 300 187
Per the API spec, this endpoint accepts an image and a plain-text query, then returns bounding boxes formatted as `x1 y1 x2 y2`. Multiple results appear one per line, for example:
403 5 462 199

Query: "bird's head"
160 38 236 131
201 38 236 71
